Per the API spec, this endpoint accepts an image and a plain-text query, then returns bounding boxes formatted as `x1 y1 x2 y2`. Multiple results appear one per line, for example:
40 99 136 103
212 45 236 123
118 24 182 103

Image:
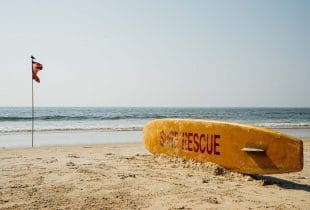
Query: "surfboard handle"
242 147 265 152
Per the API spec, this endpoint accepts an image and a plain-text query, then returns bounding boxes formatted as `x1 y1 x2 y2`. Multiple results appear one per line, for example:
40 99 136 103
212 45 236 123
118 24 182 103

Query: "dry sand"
0 138 309 209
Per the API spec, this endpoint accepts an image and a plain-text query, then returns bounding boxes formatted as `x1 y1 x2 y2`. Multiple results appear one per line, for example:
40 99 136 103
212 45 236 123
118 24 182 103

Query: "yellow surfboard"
143 119 303 174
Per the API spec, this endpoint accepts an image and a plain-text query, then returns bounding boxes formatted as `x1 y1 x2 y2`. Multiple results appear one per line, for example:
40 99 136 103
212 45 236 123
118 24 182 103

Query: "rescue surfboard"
143 119 303 174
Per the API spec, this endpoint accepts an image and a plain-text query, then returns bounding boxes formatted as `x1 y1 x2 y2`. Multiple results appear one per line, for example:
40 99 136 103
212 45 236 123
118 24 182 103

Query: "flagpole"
30 55 43 148
31 56 34 148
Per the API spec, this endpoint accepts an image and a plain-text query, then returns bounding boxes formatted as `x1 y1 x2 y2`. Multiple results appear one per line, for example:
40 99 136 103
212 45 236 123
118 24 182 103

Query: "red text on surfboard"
159 130 221 155
182 132 220 155
160 130 178 148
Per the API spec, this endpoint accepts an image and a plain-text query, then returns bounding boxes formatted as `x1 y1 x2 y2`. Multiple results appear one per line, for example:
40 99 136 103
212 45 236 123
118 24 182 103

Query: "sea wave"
1 122 310 134
256 122 310 129
0 117 31 121
0 115 171 122
0 126 143 134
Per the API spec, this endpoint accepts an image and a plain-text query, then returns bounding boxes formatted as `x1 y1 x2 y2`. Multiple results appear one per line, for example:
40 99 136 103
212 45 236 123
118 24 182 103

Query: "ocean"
0 107 310 147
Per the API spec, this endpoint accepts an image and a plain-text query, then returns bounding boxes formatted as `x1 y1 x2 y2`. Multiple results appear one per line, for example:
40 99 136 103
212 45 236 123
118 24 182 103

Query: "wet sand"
0 138 309 209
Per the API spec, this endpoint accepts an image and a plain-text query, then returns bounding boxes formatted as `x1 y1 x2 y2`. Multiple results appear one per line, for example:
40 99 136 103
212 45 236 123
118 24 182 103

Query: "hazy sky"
0 0 309 107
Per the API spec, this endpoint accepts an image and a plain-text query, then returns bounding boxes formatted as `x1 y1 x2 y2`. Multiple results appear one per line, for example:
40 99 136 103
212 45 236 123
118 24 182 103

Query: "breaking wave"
0 126 143 134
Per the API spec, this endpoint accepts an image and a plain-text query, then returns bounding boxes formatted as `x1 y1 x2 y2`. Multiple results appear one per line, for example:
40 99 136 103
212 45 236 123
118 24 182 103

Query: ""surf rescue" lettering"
182 132 220 155
160 130 178 148
159 130 221 155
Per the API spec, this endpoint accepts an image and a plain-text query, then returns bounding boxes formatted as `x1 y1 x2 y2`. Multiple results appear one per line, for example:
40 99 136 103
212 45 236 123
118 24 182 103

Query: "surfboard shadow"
250 175 310 192
246 152 277 170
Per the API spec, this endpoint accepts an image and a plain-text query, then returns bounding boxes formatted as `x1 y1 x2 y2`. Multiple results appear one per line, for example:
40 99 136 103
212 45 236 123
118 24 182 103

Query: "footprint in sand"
67 154 80 158
66 162 77 169
46 159 58 164
118 173 136 179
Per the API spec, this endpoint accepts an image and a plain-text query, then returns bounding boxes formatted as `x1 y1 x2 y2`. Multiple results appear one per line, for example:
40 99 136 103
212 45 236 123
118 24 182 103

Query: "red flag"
32 61 43 83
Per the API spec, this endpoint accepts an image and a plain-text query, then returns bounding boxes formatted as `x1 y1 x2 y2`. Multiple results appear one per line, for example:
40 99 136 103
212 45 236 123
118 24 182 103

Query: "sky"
0 0 309 107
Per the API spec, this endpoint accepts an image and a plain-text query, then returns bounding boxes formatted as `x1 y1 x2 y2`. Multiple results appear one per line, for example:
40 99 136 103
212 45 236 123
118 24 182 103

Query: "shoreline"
0 139 309 209
1 128 310 149
1 137 309 150
0 131 143 149
2 125 310 134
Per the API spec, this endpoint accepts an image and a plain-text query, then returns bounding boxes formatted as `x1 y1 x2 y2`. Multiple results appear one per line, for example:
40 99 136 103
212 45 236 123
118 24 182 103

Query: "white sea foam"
0 123 144 134
256 122 310 129
1 107 310 134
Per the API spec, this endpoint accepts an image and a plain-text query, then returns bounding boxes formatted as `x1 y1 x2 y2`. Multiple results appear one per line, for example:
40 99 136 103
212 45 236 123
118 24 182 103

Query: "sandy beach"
0 138 309 209
1 0 310 208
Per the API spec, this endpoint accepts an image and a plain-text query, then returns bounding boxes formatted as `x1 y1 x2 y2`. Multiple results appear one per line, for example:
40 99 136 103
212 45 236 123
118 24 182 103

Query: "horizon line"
1 106 310 108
